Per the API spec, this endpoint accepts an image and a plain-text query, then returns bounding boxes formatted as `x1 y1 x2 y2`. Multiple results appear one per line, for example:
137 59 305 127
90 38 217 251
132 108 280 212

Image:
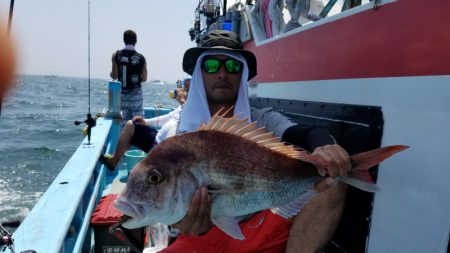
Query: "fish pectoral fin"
211 215 245 240
271 189 317 219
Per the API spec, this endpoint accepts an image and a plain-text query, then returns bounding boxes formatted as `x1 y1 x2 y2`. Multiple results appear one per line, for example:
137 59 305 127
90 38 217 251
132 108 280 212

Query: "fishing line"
74 0 96 144
87 0 91 114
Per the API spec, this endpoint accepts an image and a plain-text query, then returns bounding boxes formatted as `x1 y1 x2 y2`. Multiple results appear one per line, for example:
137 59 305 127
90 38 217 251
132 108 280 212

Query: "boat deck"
102 163 128 196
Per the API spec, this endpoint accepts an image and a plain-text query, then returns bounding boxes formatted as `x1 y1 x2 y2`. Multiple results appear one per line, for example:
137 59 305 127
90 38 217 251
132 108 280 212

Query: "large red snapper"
115 111 408 240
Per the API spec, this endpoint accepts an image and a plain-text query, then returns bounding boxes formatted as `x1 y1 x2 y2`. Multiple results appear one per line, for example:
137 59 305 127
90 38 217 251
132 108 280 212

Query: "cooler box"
91 194 145 253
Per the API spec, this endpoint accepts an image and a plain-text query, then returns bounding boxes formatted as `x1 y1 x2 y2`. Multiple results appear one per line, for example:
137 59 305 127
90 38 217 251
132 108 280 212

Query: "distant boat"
149 79 165 85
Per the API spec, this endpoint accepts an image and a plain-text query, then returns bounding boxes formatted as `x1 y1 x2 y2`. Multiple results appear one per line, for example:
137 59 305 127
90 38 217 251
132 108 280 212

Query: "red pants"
159 210 292 253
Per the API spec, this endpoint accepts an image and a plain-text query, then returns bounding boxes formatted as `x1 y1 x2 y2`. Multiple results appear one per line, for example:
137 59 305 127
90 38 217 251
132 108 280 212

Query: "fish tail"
344 145 409 192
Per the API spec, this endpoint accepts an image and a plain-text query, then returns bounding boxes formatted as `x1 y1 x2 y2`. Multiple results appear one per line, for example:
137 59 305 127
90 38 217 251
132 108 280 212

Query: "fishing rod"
87 0 91 117
74 0 96 144
7 0 15 35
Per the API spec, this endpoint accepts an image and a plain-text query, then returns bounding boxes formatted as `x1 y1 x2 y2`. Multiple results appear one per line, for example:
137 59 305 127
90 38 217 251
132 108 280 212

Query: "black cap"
182 30 257 80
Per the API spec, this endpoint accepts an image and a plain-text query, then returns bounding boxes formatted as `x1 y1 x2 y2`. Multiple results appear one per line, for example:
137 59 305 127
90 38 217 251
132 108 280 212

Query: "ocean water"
0 75 178 225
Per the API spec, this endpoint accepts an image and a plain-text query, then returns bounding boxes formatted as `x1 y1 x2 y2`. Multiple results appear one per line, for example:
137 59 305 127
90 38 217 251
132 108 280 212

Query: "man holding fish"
172 30 349 252
115 30 407 253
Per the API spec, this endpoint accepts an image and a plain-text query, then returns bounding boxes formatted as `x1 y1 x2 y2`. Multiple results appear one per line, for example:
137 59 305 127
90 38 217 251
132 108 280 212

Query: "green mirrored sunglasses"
202 57 243 74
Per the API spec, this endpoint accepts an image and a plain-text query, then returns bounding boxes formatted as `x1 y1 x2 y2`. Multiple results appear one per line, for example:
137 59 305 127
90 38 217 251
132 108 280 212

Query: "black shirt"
115 49 146 90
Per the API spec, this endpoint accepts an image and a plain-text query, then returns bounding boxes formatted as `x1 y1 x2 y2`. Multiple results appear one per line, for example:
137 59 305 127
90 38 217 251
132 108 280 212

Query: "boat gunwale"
13 118 114 252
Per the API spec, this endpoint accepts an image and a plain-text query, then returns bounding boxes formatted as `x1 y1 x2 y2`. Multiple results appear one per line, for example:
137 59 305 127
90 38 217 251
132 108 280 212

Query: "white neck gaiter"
177 50 251 133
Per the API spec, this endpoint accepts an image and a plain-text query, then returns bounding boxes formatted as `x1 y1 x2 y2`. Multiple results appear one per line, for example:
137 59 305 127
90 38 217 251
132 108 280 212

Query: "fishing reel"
0 223 13 252
75 113 96 145
1 223 37 253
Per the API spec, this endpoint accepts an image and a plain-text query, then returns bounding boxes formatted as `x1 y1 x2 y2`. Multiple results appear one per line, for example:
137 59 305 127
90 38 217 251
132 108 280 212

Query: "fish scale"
211 178 318 218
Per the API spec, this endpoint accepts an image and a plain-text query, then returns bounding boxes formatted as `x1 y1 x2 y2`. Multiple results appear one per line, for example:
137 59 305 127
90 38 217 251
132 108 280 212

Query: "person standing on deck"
110 29 148 128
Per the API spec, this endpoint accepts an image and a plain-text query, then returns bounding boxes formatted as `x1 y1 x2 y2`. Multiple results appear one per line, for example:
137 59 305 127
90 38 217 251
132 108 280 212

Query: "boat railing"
12 81 174 252
13 117 117 253
12 83 122 253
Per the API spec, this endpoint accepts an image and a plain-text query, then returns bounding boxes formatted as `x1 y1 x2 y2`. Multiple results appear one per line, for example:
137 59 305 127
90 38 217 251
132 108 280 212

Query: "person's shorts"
158 210 292 253
130 125 158 153
120 87 143 127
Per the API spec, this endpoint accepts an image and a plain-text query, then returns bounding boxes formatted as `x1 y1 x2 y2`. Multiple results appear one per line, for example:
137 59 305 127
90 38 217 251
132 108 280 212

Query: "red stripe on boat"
245 0 450 83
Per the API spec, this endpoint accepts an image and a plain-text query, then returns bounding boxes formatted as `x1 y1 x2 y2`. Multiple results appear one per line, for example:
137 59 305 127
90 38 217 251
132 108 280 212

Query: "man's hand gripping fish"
114 109 408 240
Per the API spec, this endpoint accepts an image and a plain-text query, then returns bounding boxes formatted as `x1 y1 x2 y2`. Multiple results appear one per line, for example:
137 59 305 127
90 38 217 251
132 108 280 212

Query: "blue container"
222 22 232 31
125 150 147 171
144 107 173 119
108 81 121 114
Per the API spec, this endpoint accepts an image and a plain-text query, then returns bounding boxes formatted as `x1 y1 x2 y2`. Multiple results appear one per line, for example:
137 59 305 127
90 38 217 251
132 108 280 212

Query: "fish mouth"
117 214 142 229
115 198 143 218
118 214 132 225
114 197 151 228
117 214 136 228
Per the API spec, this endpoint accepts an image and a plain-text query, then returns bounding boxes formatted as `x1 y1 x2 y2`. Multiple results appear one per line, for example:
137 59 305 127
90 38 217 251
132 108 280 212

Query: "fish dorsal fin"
198 107 312 160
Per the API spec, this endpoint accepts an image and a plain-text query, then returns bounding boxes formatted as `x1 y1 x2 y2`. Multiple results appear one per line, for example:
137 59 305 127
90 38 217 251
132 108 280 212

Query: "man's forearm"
282 125 335 152
286 183 347 253
111 53 119 80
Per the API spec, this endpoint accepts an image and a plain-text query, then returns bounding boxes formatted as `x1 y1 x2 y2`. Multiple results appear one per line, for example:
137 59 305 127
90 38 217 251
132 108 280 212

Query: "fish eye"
148 171 162 184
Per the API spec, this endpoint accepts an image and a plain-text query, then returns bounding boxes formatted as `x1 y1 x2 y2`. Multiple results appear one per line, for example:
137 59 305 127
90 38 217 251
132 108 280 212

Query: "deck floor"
102 161 128 196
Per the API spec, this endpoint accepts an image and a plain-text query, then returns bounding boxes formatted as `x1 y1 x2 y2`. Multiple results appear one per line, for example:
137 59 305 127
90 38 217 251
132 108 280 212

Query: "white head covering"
177 50 251 133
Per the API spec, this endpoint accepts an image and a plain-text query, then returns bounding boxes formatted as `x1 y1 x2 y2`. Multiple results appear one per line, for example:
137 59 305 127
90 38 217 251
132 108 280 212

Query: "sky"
0 0 199 83
0 0 352 83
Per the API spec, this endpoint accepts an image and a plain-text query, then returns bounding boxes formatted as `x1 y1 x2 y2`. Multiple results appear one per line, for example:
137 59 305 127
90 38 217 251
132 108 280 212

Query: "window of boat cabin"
241 0 375 44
